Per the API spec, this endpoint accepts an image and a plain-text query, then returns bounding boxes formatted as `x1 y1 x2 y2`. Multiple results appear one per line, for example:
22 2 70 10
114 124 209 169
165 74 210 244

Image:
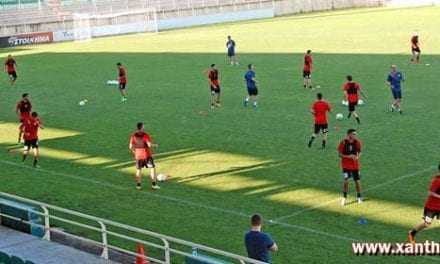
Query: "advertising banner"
0 32 54 47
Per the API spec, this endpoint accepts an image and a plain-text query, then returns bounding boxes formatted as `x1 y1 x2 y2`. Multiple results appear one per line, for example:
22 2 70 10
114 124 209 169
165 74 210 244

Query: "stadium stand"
0 192 266 264
0 225 117 264
0 0 385 38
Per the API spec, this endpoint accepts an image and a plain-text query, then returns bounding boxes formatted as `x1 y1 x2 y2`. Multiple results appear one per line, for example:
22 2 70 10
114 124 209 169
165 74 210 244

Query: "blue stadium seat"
9 256 25 264
0 251 11 264
185 255 231 264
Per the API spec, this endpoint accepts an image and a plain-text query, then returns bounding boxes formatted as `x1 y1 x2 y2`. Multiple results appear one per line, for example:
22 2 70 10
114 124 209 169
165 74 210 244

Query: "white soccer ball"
106 80 119 85
358 99 364 105
336 113 344 120
342 100 349 106
157 174 168 182
79 101 85 106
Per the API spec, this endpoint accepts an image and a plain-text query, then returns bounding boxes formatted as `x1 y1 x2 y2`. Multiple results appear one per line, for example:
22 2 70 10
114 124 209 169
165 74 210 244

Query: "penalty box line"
0 159 358 242
275 166 436 222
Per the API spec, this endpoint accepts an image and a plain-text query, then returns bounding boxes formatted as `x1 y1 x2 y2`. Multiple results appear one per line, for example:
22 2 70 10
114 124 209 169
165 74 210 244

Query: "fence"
0 0 388 38
0 192 266 264
0 0 277 38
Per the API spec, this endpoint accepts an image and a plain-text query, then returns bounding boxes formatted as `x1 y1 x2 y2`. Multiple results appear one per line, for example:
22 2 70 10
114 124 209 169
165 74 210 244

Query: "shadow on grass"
0 51 439 263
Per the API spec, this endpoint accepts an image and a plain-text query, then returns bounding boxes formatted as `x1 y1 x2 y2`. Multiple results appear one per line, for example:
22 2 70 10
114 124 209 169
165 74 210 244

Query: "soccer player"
4 54 17 86
207 64 221 108
338 129 363 205
129 122 160 190
308 93 331 149
117 62 127 102
226 36 238 65
386 65 404 114
21 112 42 168
16 93 32 143
244 64 258 108
342 75 365 124
411 34 421 63
408 163 440 243
303 50 313 89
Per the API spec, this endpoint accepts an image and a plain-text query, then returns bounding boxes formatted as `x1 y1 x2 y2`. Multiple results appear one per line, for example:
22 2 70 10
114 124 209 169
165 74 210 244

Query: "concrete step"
0 225 120 264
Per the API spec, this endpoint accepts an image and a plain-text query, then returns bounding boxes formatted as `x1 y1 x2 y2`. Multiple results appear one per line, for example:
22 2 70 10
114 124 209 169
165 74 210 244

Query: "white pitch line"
0 159 357 242
3 159 440 263
271 220 357 241
275 166 436 222
0 160 250 218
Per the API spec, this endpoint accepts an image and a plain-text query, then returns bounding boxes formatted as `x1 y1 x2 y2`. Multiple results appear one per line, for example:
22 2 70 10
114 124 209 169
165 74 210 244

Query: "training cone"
358 218 368 225
136 243 149 264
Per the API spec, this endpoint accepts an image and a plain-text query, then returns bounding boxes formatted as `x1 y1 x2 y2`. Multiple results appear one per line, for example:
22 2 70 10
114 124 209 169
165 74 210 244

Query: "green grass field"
1 6 440 263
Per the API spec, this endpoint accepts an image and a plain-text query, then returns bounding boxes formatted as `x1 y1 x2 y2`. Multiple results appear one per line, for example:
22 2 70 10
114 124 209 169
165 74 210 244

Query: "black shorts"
8 71 17 80
247 88 258 96
303 70 311 78
136 157 155 169
119 83 126 90
391 89 402 100
412 47 421 53
423 208 440 224
210 85 220 94
314 124 328 134
227 49 235 57
24 139 39 149
342 169 360 181
348 102 357 112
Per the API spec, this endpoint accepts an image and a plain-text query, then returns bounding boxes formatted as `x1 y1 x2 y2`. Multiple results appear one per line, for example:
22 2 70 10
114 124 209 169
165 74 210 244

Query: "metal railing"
0 192 267 264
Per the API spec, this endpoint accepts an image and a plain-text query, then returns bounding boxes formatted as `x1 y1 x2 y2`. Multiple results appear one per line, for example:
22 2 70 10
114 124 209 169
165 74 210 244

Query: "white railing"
0 192 267 264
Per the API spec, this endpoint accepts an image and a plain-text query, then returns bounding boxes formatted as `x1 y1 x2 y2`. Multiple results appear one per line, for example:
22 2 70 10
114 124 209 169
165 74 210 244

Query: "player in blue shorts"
244 64 258 108
226 36 238 65
386 65 404 114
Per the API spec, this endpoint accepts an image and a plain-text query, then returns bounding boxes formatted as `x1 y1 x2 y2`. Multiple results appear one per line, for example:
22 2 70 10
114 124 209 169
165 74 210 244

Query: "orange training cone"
136 243 149 264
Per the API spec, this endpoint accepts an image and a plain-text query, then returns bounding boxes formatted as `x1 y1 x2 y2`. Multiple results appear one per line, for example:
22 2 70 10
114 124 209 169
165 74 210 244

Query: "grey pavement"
0 225 119 264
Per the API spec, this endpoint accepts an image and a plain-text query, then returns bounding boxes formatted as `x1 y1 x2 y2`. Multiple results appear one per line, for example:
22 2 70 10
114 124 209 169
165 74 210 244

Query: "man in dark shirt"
244 214 278 263
226 35 238 66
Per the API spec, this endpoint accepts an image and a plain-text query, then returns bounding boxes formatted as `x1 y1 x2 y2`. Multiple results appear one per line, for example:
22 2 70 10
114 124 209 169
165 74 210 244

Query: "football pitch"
1 5 440 263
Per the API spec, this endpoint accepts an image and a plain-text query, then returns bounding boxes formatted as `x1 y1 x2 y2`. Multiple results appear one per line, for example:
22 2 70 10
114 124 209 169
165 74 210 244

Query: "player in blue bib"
387 65 404 114
244 64 258 108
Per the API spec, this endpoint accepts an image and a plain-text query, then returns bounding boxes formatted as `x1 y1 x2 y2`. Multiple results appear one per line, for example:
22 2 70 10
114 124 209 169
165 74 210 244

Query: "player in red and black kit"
129 122 160 190
21 112 43 168
4 54 17 86
308 93 331 149
342 75 366 124
303 50 313 89
411 34 421 63
338 129 363 205
408 164 440 243
207 64 221 109
16 93 32 143
117 62 128 102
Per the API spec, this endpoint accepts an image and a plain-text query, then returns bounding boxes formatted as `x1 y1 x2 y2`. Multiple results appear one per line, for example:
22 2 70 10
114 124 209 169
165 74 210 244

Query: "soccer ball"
157 174 169 182
106 80 119 85
342 100 349 106
336 113 344 120
79 101 86 106
358 99 364 105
